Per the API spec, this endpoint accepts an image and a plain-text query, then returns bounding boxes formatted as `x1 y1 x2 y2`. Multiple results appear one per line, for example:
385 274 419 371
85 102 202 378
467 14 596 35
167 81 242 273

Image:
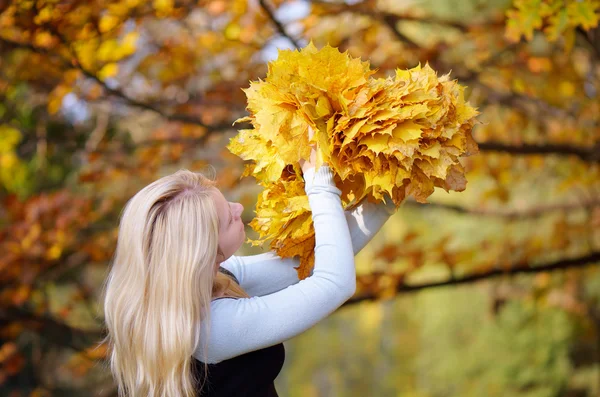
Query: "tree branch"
380 13 420 48
79 121 251 156
474 83 580 119
343 8 583 123
258 0 302 49
576 26 600 61
403 196 600 219
310 0 470 32
477 140 600 163
344 250 600 306
86 131 600 164
0 36 232 136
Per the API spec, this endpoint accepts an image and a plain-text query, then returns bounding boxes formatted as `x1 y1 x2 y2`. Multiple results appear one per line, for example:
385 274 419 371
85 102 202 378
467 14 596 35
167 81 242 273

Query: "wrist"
303 165 336 191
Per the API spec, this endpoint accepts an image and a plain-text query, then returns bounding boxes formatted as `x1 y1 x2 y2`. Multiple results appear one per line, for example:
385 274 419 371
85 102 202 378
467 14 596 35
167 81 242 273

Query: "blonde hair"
101 168 249 397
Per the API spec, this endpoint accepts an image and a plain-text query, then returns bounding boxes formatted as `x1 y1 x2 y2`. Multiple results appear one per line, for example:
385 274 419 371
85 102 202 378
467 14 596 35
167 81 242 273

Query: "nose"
234 202 244 219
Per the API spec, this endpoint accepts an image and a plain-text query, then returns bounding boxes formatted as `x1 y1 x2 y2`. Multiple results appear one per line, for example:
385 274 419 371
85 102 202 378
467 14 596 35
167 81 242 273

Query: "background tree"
0 0 599 395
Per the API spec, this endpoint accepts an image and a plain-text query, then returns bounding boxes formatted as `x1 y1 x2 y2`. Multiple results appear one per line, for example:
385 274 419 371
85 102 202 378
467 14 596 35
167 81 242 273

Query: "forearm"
222 196 396 295
345 196 396 256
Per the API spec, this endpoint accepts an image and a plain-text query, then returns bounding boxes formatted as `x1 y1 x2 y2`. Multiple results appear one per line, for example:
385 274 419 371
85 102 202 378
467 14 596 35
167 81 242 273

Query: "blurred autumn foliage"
0 0 599 395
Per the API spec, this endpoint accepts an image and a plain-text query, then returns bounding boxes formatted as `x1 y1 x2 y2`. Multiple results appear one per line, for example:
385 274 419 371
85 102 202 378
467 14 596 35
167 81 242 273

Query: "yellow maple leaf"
229 43 480 279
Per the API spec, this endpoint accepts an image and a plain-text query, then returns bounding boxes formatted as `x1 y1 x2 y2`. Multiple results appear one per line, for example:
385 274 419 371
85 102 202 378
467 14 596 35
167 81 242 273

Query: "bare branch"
380 13 419 48
403 196 600 219
576 26 600 61
309 0 470 32
477 140 600 163
344 250 600 306
85 131 600 164
474 83 580 119
258 0 302 49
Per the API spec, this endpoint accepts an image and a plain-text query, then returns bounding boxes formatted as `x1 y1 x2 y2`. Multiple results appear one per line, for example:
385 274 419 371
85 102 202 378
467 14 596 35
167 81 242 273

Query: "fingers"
308 125 315 140
300 125 318 174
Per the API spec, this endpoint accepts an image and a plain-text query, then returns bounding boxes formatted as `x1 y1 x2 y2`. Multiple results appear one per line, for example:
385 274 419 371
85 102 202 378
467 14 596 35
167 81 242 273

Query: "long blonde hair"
101 168 249 397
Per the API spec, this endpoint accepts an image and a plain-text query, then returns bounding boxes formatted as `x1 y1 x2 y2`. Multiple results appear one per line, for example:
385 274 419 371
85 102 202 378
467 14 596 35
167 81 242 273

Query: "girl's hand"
299 125 317 174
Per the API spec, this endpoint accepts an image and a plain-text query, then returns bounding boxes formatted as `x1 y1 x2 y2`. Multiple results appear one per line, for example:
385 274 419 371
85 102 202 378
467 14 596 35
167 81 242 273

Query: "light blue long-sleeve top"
195 165 396 364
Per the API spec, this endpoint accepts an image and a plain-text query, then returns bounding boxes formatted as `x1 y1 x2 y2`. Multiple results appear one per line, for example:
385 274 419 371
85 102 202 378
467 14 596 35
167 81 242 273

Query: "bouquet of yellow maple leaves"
228 42 480 279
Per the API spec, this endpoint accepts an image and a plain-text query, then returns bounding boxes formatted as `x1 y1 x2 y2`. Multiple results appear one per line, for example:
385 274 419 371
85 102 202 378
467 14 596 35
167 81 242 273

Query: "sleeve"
194 166 356 364
221 189 396 297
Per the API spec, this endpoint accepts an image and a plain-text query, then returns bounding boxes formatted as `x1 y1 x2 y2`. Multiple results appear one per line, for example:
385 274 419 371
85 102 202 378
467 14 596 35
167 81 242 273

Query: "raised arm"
195 166 355 364
221 194 396 297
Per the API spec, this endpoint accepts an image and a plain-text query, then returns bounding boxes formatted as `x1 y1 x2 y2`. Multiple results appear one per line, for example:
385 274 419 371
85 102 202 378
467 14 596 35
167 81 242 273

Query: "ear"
215 245 225 264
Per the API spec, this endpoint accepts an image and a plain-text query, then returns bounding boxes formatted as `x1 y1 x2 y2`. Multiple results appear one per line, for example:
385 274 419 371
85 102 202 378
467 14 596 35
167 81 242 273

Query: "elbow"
312 246 356 301
339 257 357 301
342 279 357 301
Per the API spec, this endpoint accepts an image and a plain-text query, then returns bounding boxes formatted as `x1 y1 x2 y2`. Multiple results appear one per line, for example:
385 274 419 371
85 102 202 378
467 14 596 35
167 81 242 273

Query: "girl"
102 136 396 396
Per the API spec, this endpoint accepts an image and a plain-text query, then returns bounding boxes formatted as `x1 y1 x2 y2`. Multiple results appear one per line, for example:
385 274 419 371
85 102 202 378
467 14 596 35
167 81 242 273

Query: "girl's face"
210 188 245 268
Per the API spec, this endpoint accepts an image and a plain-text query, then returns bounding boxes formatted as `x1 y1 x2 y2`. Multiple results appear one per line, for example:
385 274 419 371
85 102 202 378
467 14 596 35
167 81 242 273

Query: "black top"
193 267 286 397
